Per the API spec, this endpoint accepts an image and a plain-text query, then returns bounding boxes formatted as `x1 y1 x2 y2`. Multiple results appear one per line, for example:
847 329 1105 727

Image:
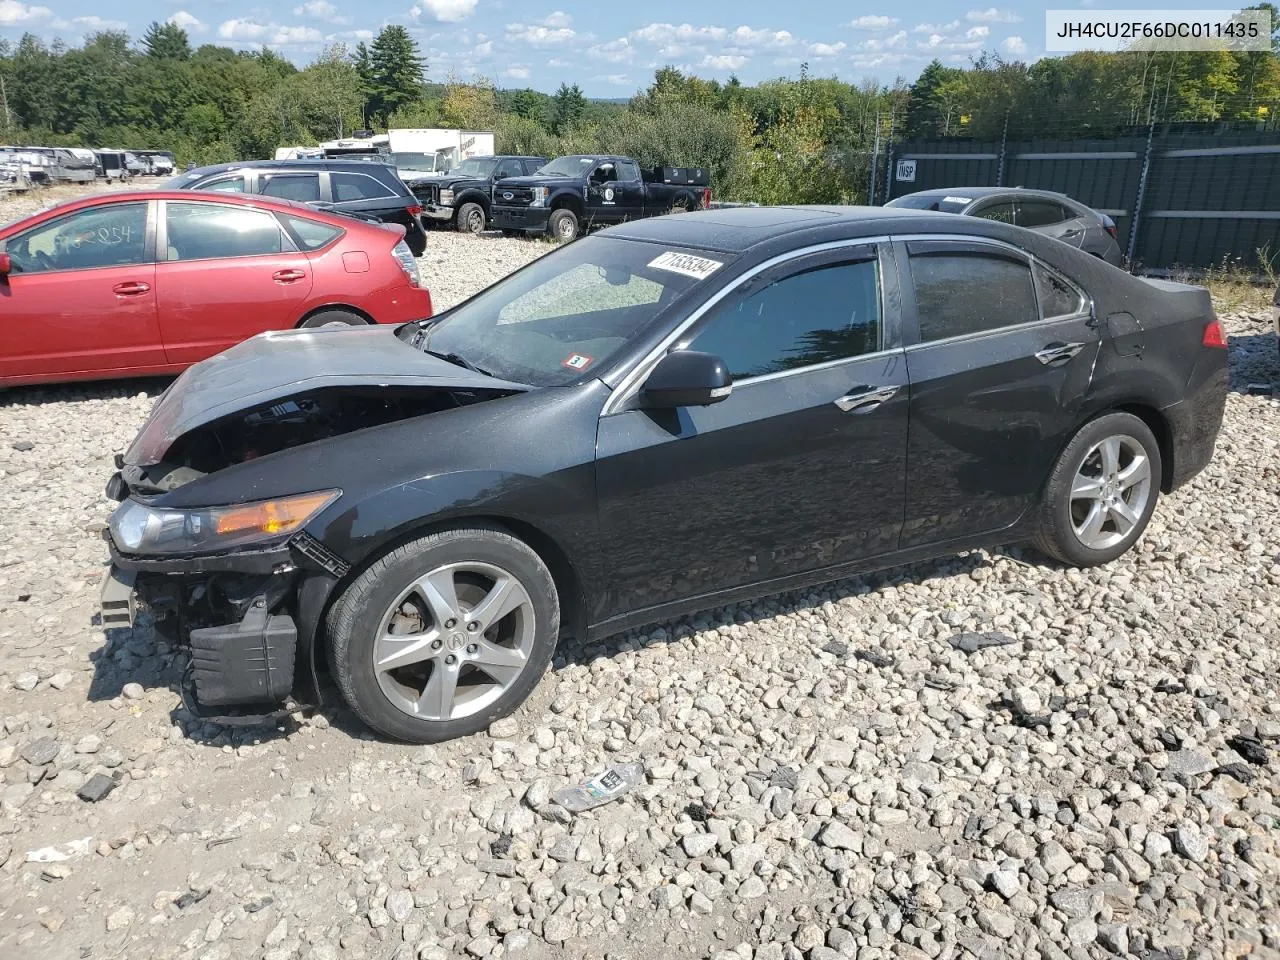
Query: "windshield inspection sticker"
943 195 973 205
562 353 594 370
648 251 723 280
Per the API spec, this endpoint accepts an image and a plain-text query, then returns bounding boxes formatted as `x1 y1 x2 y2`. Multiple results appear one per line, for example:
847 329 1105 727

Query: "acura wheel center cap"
447 632 466 652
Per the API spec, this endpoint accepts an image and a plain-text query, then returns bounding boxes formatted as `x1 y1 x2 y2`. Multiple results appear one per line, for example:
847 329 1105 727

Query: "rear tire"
549 208 579 243
326 526 560 743
300 309 365 329
456 202 487 235
1032 412 1161 567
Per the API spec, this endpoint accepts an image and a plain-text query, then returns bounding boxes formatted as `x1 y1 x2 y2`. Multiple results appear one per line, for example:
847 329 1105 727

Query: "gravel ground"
0 205 1279 960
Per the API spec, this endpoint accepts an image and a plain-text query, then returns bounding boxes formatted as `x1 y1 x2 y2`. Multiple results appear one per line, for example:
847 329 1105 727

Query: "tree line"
1 16 1276 205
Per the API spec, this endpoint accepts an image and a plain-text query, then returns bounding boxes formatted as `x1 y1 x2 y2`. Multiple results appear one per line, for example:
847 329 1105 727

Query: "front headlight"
109 490 340 556
439 188 454 205
530 187 548 207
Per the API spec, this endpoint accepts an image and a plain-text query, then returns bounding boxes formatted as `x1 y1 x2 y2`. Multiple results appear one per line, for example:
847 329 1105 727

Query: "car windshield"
451 158 496 178
402 235 733 387
886 194 971 213
392 152 439 171
535 156 596 178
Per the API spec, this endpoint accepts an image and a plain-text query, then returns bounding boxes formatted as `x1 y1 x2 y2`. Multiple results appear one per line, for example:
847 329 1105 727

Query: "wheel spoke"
376 631 440 672
1098 436 1121 476
467 576 526 632
1109 498 1139 534
1077 501 1108 543
414 568 461 628
417 663 459 720
1071 473 1105 499
472 639 527 685
1116 454 1150 490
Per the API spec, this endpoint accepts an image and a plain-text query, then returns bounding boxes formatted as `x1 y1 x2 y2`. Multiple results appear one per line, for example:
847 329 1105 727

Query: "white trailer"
385 129 495 179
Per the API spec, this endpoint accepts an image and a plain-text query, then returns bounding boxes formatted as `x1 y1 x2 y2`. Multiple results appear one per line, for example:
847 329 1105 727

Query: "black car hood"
494 174 569 188
124 326 526 466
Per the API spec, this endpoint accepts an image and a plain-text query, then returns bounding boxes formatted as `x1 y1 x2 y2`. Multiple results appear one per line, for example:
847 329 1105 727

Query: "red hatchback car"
0 191 433 386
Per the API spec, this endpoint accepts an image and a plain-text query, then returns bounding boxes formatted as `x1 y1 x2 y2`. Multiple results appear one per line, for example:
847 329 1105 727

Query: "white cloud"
542 10 571 28
408 0 477 23
548 57 569 67
473 39 492 55
913 20 960 33
51 15 129 30
966 7 1022 23
847 15 897 29
593 73 631 85
1002 34 1027 54
217 19 324 44
965 25 990 39
504 21 575 45
294 1 346 24
588 37 633 62
728 26 793 49
0 1 50 26
504 65 530 79
808 41 846 56
885 30 907 48
631 22 727 45
169 10 205 32
700 53 747 70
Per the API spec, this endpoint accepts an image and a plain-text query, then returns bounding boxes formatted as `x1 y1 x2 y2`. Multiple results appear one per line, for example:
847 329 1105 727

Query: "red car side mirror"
0 252 10 282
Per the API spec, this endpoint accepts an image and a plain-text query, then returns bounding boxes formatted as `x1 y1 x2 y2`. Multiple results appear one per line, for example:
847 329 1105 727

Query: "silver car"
886 187 1123 266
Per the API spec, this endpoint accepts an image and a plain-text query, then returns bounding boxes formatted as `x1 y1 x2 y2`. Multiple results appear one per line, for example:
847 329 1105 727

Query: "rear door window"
260 173 322 203
1035 262 1087 318
332 172 396 202
616 160 641 182
908 249 1038 342
165 202 290 261
281 214 343 251
202 175 248 193
1016 200 1070 228
971 200 1015 224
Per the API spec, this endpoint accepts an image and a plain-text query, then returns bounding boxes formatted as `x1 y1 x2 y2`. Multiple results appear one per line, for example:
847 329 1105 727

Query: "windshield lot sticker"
943 196 972 204
562 353 594 370
648 251 723 280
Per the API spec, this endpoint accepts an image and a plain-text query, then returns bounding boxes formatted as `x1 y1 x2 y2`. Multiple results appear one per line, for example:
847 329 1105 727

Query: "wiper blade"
426 349 493 377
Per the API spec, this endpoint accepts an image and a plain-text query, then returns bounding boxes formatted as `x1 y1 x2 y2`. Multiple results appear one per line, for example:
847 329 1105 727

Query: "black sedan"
100 206 1227 743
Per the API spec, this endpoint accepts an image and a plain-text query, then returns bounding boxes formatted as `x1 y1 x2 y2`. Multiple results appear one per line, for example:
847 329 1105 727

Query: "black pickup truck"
490 154 711 241
409 155 546 234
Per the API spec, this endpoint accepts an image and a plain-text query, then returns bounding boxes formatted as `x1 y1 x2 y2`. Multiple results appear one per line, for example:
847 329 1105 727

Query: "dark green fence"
881 131 1280 273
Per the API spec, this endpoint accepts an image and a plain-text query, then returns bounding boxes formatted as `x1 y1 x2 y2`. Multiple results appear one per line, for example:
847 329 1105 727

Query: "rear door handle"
1035 341 1085 365
834 385 900 413
112 281 150 296
273 269 306 283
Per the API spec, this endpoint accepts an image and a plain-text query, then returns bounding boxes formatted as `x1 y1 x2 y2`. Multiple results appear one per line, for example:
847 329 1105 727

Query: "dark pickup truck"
490 154 711 241
409 155 546 234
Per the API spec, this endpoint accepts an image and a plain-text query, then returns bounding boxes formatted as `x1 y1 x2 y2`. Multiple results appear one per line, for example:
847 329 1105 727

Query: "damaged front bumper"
99 531 347 724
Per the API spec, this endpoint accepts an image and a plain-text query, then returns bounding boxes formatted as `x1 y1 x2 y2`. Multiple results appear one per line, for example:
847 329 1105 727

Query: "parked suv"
411 155 546 234
169 160 427 256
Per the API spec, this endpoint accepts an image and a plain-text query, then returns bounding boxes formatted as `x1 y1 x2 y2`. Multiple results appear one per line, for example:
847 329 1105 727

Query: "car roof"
0 189 386 231
606 205 963 253
898 186 1078 203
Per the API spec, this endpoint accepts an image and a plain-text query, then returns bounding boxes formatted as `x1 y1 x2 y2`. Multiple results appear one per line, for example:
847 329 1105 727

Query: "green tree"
366 25 425 123
142 21 191 60
550 82 586 134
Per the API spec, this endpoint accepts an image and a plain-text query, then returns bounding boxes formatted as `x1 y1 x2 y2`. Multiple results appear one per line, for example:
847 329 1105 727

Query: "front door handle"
112 281 150 296
273 269 306 283
1035 341 1085 365
834 384 899 413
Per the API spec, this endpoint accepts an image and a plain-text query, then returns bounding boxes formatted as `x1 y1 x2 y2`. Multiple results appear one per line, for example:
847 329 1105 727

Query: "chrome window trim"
729 347 900 388
601 235 891 417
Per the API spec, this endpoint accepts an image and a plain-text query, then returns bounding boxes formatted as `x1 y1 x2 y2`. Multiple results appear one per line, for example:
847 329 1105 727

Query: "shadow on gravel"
0 375 175 407
555 548 1018 669
1227 332 1279 394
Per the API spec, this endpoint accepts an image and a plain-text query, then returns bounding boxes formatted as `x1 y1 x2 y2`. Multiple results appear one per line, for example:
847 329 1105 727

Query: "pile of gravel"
0 234 1276 960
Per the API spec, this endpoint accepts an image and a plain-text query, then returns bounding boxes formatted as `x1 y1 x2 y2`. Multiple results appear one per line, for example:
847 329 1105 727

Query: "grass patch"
1169 246 1278 316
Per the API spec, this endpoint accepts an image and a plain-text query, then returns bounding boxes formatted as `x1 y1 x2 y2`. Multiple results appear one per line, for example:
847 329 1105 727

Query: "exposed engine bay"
122 385 518 493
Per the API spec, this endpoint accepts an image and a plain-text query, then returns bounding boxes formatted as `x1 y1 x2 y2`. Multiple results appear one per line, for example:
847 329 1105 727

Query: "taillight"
406 204 423 217
1202 317 1227 348
1105 224 1117 240
702 187 712 208
391 239 421 287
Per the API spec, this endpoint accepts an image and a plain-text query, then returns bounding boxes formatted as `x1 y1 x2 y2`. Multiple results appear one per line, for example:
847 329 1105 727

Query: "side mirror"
0 252 10 280
641 351 732 408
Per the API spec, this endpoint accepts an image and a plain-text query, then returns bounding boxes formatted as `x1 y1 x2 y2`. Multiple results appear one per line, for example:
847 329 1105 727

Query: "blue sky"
0 1 1193 95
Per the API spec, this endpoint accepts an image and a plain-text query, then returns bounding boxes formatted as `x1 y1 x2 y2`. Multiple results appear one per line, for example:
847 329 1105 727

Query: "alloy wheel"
466 208 485 233
1069 434 1152 551
374 561 535 721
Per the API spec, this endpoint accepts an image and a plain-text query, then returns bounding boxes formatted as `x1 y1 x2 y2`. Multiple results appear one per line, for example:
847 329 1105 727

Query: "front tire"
326 526 560 743
548 208 579 243
1033 412 1161 567
456 201 487 235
